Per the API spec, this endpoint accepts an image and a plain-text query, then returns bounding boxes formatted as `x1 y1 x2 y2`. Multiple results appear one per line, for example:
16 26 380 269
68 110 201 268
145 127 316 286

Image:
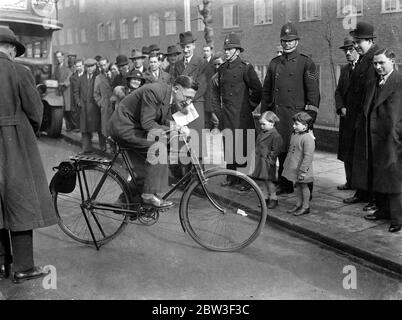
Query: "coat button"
275 88 279 92
229 93 233 96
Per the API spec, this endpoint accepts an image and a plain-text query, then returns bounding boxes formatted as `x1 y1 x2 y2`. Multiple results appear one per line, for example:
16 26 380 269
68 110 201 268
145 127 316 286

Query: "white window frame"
81 28 87 43
149 13 160 37
299 0 322 22
254 0 273 25
120 19 128 39
74 27 79 44
58 0 63 10
78 0 85 13
106 20 116 41
223 4 239 28
184 0 191 31
165 10 177 35
97 23 105 41
133 16 143 38
337 0 363 17
65 0 70 7
197 11 205 31
381 0 402 13
66 28 73 45
58 30 65 46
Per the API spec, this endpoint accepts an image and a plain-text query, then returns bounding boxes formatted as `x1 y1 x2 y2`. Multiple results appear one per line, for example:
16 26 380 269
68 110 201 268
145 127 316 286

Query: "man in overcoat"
261 23 320 195
361 48 402 233
143 53 171 85
74 58 106 153
211 32 262 190
69 59 84 132
163 45 181 78
108 75 198 208
54 51 73 131
94 57 113 139
0 27 56 283
335 37 359 190
343 22 379 208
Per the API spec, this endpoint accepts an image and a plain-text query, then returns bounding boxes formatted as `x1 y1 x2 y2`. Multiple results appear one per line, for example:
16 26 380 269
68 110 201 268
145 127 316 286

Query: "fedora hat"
349 21 376 39
115 54 129 66
339 36 355 49
0 27 25 57
179 31 196 45
164 45 181 56
125 69 145 81
223 32 244 52
141 46 150 55
129 50 146 60
149 44 160 52
280 23 300 41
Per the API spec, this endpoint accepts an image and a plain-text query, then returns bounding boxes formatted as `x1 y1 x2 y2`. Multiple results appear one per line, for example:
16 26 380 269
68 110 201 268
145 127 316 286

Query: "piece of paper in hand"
172 103 199 126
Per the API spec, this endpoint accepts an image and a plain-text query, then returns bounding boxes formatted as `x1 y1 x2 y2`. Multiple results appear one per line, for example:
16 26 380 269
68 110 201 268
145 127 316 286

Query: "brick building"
53 0 402 142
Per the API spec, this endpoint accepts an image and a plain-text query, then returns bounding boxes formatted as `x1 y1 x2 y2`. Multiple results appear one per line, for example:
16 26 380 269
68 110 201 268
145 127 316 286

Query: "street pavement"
60 128 402 276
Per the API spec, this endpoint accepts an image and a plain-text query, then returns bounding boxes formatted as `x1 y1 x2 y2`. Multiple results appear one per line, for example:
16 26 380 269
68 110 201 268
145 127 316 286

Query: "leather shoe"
363 203 377 211
13 266 50 284
337 183 351 190
293 207 310 216
389 224 402 233
142 195 174 209
238 183 252 192
286 205 301 214
268 199 278 209
364 210 390 221
343 196 364 204
0 264 10 279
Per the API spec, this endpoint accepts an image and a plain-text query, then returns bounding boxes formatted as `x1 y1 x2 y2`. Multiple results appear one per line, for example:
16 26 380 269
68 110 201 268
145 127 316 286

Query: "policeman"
211 32 262 191
261 23 320 194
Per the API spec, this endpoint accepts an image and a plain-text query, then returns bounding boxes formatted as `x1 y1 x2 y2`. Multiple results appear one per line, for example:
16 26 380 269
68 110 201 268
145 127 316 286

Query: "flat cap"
84 58 97 66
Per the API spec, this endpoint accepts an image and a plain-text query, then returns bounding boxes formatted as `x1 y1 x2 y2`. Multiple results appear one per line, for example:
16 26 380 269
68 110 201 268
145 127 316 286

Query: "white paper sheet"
172 103 199 126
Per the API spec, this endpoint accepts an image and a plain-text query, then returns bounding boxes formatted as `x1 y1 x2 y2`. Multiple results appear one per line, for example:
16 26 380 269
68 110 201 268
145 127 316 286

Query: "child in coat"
251 111 283 209
282 112 315 216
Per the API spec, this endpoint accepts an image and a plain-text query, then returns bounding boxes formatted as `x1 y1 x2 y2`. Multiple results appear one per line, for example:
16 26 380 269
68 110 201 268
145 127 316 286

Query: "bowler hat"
339 36 355 49
280 23 299 41
129 50 146 60
125 69 145 82
164 45 181 56
142 46 150 55
149 44 160 52
115 54 129 66
84 58 97 66
223 32 244 52
0 27 25 57
179 31 196 45
349 21 376 39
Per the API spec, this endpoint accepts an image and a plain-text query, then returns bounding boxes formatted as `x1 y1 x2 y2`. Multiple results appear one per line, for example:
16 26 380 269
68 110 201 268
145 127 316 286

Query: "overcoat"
0 52 57 231
358 71 402 194
282 131 315 183
348 44 379 190
335 63 354 161
173 56 207 137
143 68 171 85
74 72 101 133
53 63 72 111
108 83 173 194
261 50 320 152
94 72 113 137
251 128 283 181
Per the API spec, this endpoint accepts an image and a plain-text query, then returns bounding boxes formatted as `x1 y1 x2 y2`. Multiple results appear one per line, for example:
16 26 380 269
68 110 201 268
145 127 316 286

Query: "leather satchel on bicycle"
49 160 77 194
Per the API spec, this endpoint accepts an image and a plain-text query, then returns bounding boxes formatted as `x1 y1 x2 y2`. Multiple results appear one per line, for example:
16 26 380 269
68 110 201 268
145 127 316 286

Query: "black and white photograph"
0 0 402 304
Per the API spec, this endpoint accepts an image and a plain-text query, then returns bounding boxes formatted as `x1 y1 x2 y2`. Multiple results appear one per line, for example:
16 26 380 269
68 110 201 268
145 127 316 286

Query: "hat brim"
339 44 355 49
223 45 244 52
129 55 146 60
280 36 300 41
164 51 181 56
178 39 196 46
349 31 376 39
116 61 129 66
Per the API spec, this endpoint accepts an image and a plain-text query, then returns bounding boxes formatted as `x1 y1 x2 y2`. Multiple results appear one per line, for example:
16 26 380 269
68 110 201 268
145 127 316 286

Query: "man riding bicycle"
108 75 198 208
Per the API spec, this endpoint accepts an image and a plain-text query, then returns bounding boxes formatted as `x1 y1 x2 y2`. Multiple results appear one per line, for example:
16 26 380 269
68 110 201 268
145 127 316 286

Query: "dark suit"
363 71 402 225
54 63 74 130
108 83 173 194
143 68 171 85
335 62 355 185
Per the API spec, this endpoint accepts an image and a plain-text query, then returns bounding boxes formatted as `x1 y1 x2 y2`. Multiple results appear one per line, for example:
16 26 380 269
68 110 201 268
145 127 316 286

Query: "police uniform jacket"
261 50 320 152
335 63 354 161
0 52 57 231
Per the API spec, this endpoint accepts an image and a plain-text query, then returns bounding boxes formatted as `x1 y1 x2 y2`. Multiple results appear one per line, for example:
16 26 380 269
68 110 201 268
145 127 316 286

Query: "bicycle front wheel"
53 164 131 246
180 169 267 252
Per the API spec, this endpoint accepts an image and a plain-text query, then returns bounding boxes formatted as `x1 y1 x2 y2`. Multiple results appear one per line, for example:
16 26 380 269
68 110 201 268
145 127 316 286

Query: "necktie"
184 58 188 68
378 75 385 87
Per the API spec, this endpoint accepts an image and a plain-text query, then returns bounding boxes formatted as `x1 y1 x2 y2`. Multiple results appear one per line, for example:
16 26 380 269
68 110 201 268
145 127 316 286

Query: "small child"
282 112 315 216
251 111 283 209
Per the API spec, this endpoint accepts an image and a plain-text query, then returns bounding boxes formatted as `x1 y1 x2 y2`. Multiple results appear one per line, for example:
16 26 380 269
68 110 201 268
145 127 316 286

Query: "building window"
165 10 176 35
299 0 321 21
97 23 105 41
197 11 205 31
149 13 160 37
337 0 363 17
58 30 65 46
65 0 70 7
58 0 63 9
184 0 191 31
133 16 143 38
223 4 239 28
120 19 128 39
78 0 85 12
74 28 79 44
106 21 116 40
255 65 268 84
254 0 273 25
66 28 73 45
81 28 87 43
381 0 402 12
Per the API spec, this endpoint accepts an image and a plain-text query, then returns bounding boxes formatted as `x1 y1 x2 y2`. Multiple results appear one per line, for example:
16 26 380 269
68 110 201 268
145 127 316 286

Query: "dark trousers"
344 160 353 187
64 110 79 131
82 132 106 152
0 229 34 272
375 193 402 225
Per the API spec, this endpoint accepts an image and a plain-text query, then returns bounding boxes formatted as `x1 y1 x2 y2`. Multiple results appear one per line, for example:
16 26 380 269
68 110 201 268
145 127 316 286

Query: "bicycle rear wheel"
53 164 131 246
180 169 267 252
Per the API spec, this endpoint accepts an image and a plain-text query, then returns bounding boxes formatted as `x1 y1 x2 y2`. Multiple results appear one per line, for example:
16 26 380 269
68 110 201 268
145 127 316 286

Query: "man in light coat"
0 27 56 283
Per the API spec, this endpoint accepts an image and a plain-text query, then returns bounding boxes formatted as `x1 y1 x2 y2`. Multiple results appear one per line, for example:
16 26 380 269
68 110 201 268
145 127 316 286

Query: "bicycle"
52 131 267 252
